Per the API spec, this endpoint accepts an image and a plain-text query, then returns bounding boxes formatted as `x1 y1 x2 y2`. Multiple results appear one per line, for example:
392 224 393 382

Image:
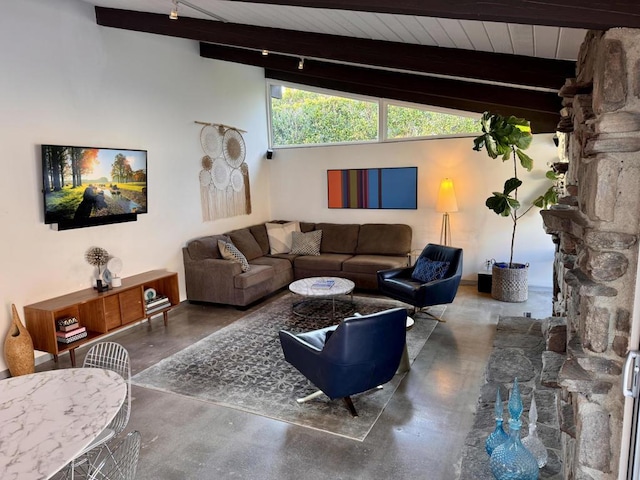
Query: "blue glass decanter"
486 387 509 455
489 379 539 480
522 394 548 468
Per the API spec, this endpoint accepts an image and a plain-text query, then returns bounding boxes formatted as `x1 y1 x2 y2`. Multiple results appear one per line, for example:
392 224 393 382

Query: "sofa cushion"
411 257 450 283
218 239 251 272
294 253 353 271
249 224 271 256
356 224 412 255
186 235 228 260
250 256 293 276
316 223 360 254
233 264 274 289
266 221 300 254
300 222 316 233
343 255 409 275
290 230 322 256
228 228 263 261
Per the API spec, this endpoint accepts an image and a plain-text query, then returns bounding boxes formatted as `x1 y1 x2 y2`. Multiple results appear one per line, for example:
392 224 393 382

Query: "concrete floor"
42 285 553 480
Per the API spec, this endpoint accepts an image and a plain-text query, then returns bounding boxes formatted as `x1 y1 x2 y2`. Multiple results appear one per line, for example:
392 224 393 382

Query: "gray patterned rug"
132 294 439 441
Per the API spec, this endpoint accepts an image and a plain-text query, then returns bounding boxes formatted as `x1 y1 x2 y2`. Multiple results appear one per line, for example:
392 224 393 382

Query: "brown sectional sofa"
182 221 412 306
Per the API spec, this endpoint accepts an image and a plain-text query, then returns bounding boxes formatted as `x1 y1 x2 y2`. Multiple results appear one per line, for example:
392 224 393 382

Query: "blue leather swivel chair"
377 244 463 321
278 307 407 416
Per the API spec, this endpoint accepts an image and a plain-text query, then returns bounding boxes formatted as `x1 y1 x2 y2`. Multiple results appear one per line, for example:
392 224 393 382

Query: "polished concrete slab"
42 285 552 480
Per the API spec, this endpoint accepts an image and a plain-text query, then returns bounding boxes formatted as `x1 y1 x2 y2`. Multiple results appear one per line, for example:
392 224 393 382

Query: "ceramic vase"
4 304 35 376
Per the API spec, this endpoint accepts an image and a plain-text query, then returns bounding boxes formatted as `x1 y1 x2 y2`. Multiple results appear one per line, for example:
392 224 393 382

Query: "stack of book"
56 317 88 344
146 294 170 314
311 279 335 289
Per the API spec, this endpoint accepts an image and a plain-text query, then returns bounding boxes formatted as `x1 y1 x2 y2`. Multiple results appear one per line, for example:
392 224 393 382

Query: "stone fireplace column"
542 28 640 479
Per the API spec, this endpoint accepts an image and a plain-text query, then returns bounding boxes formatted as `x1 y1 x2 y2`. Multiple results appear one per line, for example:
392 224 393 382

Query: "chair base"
412 305 447 322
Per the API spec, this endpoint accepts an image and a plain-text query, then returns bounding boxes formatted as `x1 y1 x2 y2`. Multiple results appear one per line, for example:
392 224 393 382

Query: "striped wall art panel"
327 167 417 209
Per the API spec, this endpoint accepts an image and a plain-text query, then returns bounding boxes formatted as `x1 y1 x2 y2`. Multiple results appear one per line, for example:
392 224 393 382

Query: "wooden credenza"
24 270 179 366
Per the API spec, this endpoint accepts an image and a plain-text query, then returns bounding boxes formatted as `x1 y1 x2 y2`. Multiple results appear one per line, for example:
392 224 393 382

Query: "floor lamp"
436 178 458 246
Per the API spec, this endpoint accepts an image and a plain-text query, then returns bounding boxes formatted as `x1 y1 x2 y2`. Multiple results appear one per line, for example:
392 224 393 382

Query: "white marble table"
0 368 126 480
289 277 355 319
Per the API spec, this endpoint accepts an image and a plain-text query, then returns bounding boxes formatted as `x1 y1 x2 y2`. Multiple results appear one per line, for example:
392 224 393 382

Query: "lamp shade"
436 178 458 213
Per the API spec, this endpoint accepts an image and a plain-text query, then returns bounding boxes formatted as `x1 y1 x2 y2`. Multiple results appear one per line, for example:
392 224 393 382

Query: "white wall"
0 0 271 370
268 135 557 286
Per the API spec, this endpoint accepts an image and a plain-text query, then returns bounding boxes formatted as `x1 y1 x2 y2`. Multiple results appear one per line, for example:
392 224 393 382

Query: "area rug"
132 294 440 441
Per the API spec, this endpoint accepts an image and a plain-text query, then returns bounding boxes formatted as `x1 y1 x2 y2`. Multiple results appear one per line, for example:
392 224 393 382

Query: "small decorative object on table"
485 387 509 455
522 394 548 468
489 378 539 479
85 246 110 292
311 279 335 289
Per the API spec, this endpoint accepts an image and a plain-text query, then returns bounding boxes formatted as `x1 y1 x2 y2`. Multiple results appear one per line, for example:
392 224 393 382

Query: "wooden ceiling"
89 1 640 132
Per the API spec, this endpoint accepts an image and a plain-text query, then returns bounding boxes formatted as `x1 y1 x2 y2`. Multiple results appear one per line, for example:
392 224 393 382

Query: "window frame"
266 80 481 149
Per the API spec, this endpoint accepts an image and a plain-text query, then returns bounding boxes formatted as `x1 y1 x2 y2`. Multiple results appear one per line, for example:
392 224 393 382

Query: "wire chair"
63 342 132 479
87 431 142 480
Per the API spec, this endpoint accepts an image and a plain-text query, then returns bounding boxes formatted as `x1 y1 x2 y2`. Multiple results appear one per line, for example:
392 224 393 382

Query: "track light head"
262 50 269 56
169 0 178 19
298 57 304 70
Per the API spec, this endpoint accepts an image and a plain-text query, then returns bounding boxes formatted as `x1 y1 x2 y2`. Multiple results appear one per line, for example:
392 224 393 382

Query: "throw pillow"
290 230 322 256
265 221 300 254
217 239 251 272
411 257 450 283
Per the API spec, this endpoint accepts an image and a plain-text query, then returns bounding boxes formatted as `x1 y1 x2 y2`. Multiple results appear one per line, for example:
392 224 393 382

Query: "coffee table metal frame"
289 277 355 319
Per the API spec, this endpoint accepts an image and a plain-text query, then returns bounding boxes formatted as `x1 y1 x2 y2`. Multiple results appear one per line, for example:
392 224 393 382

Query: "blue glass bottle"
486 387 509 455
489 379 539 480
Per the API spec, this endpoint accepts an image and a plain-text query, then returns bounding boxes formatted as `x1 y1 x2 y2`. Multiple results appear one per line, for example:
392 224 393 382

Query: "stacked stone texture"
542 28 640 480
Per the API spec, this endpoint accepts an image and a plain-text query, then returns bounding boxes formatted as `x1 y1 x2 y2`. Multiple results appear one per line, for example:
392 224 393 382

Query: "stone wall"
542 28 640 479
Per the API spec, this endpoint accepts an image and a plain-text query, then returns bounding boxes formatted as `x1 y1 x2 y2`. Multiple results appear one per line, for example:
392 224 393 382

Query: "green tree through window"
269 83 479 147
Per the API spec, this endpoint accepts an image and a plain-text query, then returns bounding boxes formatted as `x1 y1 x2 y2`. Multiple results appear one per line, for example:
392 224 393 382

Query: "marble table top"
0 368 126 480
289 277 355 297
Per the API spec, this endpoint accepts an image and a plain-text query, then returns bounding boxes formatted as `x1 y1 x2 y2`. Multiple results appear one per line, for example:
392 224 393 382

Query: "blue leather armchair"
377 244 463 321
278 307 407 416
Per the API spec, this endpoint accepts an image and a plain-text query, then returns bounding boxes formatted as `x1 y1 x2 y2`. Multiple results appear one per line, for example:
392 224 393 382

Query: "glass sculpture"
486 387 509 455
489 379 539 479
522 394 548 468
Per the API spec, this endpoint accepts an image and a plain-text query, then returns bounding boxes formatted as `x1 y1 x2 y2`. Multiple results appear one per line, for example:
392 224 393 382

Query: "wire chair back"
83 342 131 435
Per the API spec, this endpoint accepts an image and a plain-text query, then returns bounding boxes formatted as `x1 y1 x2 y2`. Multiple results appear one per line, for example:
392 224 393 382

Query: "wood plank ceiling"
83 0 640 132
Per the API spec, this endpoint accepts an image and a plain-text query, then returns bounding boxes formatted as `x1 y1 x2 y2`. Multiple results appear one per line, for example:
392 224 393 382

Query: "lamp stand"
440 212 451 246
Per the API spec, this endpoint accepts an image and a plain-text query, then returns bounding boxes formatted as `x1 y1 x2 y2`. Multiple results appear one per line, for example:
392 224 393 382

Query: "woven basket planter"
491 262 528 303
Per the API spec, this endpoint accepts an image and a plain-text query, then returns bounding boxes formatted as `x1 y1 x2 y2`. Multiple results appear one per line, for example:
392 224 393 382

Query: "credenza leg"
53 354 58 363
69 348 77 367
163 311 168 327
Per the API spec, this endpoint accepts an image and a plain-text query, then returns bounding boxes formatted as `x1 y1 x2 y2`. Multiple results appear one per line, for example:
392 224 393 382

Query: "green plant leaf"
515 149 534 171
486 194 511 216
546 170 559 180
503 177 522 195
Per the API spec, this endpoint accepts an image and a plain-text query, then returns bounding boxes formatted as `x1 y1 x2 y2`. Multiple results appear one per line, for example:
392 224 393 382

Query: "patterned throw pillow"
217 239 251 272
290 230 322 256
411 257 450 283
265 221 300 254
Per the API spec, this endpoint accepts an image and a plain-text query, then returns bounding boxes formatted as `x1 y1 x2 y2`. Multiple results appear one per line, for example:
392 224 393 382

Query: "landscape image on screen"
42 145 147 224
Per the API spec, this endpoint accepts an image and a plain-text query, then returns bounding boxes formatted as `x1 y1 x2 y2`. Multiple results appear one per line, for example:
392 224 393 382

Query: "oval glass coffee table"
289 277 355 319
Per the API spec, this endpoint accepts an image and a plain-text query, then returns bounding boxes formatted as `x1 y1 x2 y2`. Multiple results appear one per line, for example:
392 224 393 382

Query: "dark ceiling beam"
223 0 640 30
199 43 561 132
95 7 574 90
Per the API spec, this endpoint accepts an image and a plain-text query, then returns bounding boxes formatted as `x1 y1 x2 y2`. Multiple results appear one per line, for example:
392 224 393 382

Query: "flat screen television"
41 145 147 230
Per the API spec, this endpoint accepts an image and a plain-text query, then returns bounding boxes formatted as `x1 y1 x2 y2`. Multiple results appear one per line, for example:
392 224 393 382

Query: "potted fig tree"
473 112 558 302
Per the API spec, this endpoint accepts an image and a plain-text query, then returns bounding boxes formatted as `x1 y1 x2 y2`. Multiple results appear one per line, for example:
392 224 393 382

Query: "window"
268 82 480 148
386 103 479 140
270 85 378 147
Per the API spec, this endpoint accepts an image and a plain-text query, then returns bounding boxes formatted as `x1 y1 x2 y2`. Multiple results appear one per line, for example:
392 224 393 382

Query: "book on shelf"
145 295 169 308
56 330 88 344
56 316 78 328
312 279 335 289
56 326 87 338
58 322 79 332
146 301 170 314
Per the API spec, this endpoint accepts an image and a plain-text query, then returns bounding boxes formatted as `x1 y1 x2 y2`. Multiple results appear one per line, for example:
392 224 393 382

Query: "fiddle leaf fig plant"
473 112 558 267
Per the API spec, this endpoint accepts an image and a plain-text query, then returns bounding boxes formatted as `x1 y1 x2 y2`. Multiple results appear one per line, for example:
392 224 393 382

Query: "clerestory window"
267 81 480 148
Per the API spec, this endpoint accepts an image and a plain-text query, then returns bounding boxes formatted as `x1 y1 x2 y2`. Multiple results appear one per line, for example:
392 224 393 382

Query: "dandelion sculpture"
85 246 109 291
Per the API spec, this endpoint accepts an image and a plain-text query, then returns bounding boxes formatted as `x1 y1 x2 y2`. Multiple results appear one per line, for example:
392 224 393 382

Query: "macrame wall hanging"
196 121 252 221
